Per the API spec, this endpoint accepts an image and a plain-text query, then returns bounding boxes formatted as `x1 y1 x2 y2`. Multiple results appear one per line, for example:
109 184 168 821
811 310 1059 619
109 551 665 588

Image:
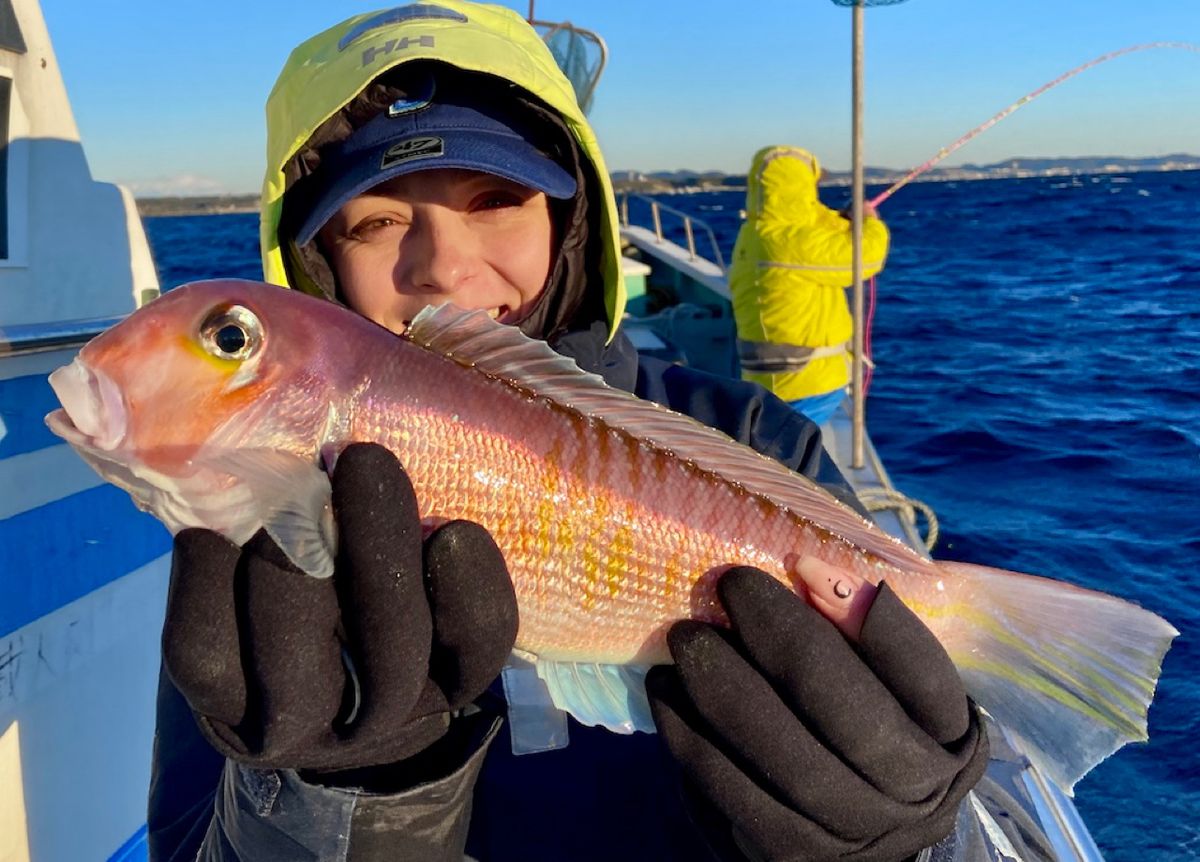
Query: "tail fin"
934 560 1177 793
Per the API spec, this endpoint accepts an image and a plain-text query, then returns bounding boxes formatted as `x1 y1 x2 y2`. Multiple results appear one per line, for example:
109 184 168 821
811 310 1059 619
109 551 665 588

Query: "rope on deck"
857 488 940 552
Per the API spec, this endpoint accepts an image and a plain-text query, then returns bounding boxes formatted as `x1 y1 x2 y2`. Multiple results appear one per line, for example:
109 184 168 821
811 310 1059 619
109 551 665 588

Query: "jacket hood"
745 145 822 224
260 1 625 338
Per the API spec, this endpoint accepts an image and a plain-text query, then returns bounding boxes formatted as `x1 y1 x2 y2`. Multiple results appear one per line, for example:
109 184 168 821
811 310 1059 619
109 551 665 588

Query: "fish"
45 278 1176 791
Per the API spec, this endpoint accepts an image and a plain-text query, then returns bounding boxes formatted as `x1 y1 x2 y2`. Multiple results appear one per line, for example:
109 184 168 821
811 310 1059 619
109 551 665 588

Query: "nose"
398 207 480 296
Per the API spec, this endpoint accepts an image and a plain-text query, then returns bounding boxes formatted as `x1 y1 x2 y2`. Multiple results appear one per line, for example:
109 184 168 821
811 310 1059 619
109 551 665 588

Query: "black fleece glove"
161 443 518 776
646 567 987 862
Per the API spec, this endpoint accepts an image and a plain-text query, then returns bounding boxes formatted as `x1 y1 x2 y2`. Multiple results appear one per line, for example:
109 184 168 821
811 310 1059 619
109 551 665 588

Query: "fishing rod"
869 41 1200 208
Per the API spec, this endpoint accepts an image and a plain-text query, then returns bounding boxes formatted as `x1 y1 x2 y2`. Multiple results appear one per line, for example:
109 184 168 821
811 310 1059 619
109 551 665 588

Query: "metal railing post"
651 201 663 242
683 218 697 260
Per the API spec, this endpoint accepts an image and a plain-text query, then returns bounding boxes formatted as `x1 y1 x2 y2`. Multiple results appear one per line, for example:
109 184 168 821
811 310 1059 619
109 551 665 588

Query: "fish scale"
354 354 899 663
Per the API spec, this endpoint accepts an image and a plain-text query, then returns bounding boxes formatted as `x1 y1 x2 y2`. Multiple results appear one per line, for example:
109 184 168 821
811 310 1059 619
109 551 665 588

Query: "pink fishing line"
869 41 1200 208
863 275 877 397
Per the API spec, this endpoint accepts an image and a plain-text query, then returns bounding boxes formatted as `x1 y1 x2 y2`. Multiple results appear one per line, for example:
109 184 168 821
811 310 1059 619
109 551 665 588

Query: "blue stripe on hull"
0 484 171 635
107 825 148 862
0 373 65 458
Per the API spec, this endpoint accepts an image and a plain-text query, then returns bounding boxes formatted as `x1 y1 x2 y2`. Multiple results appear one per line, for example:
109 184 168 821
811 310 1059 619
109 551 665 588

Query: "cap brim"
295 130 576 246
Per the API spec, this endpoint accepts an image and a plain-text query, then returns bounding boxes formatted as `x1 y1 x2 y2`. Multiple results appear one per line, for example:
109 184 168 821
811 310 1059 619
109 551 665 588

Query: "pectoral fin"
199 447 337 578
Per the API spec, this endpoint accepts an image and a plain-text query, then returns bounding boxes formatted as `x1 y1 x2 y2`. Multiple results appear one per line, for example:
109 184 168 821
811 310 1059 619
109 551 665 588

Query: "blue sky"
40 0 1200 196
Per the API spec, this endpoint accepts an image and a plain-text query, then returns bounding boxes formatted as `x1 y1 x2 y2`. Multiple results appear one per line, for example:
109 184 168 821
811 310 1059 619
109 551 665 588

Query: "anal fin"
535 660 654 735
500 655 656 755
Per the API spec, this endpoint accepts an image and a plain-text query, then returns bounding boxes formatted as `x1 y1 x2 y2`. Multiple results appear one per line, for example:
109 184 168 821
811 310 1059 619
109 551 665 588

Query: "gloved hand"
646 564 987 862
838 202 878 221
161 443 518 776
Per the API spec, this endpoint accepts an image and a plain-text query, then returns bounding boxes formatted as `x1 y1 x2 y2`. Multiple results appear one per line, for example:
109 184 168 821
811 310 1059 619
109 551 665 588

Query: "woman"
149 4 986 860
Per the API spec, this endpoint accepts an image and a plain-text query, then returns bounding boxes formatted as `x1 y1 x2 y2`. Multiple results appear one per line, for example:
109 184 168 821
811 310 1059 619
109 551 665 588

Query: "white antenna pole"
851 1 866 468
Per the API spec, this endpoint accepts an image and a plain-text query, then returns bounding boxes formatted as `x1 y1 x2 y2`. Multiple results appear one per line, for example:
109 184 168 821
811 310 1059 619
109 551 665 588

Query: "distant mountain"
612 169 740 185
957 154 1200 173
137 194 258 217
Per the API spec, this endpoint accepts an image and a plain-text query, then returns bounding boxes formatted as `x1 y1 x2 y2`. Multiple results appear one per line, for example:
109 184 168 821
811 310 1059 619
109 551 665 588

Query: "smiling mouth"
403 305 512 331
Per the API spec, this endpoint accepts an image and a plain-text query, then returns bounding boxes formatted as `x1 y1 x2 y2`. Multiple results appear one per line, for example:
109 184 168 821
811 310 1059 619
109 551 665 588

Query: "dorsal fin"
406 305 934 574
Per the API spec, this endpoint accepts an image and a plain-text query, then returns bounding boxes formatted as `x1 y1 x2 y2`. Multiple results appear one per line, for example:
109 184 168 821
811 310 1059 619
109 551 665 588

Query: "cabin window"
0 1 25 54
0 75 9 259
0 0 23 262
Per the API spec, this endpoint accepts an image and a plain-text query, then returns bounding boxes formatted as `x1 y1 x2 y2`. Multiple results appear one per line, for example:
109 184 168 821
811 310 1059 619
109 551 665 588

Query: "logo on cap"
381 136 444 168
338 5 467 52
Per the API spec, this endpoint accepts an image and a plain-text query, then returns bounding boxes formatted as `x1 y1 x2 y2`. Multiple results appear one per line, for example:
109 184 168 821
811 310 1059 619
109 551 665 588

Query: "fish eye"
215 324 246 354
199 304 262 361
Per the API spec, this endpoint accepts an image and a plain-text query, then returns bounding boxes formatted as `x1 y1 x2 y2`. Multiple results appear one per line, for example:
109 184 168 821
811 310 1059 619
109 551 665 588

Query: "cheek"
334 250 395 316
125 369 265 469
499 221 556 300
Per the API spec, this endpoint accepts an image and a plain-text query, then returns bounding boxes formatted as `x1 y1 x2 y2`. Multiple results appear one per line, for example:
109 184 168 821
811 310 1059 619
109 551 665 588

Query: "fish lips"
47 358 128 451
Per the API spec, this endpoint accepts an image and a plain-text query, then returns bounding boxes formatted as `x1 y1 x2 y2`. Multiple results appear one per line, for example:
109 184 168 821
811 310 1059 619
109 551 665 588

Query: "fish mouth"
46 358 127 451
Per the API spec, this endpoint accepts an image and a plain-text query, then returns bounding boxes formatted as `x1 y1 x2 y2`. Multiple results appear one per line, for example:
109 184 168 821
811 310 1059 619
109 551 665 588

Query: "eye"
348 215 408 240
199 304 263 361
473 190 525 211
215 324 246 354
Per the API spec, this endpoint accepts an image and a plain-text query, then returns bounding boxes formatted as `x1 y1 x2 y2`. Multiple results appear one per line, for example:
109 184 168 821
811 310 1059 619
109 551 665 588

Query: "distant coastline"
135 155 1200 216
609 154 1200 195
136 194 260 218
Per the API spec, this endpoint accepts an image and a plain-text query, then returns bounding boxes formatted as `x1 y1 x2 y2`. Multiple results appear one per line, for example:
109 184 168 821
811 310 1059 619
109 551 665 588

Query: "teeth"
486 308 502 320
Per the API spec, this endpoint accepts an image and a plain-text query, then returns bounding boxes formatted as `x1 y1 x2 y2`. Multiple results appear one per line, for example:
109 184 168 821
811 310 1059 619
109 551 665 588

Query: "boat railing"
618 192 728 273
0 316 123 356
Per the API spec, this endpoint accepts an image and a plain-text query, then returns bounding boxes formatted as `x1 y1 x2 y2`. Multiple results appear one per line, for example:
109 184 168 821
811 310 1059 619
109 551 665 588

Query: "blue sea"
144 170 1200 861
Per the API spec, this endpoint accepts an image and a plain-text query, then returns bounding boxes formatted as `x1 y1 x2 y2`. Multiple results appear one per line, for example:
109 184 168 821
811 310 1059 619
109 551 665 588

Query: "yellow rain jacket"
730 146 889 402
259 1 625 339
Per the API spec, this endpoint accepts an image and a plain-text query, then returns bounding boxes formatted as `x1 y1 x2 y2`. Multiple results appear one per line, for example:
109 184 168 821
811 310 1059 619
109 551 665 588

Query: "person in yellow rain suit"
730 145 889 425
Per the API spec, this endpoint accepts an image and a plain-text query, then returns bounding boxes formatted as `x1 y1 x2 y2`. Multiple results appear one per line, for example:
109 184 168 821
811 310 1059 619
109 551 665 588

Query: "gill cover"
260 1 625 337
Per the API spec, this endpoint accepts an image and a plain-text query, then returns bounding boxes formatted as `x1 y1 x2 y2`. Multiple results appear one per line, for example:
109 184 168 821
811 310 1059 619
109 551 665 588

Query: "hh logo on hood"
381 136 444 168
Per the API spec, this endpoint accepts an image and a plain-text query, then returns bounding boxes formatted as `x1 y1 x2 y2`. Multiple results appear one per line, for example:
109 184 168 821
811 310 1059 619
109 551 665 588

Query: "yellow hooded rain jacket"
729 146 889 402
259 1 626 340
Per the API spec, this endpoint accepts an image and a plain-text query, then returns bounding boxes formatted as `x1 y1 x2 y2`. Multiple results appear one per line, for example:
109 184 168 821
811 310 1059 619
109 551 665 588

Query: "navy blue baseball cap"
294 77 577 246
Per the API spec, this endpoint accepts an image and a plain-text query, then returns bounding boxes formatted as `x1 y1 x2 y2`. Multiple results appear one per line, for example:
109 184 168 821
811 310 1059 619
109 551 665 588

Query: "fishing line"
863 274 877 397
869 41 1200 208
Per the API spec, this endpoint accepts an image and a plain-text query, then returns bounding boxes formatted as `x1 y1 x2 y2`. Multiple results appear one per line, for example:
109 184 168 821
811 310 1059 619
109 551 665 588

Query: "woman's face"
318 168 556 334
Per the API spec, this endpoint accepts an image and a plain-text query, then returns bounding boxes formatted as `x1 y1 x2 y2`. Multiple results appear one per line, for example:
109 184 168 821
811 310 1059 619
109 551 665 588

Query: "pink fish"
46 279 1175 790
